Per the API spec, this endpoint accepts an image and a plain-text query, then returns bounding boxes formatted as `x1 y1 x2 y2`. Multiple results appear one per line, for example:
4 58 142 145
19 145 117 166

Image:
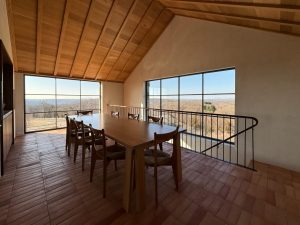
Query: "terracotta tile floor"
0 129 300 225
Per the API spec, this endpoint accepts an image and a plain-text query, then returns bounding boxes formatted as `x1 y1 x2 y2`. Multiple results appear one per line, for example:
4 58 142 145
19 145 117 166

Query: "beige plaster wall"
124 16 300 171
102 81 124 114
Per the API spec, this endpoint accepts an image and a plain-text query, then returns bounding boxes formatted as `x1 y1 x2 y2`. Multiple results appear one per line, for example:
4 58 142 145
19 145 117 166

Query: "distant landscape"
25 98 100 132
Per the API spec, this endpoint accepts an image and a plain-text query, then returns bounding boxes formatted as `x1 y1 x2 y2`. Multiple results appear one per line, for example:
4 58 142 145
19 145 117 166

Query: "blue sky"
25 76 100 99
149 69 235 99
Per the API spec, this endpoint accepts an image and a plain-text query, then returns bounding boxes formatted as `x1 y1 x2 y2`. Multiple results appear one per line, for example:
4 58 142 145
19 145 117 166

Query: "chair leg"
74 144 78 163
172 163 179 191
82 146 86 171
67 142 71 156
114 160 118 171
159 143 163 151
103 160 107 198
154 165 158 207
90 156 96 183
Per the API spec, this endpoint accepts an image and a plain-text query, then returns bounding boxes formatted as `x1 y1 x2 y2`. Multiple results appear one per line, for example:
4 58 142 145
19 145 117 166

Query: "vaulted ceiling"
6 0 300 82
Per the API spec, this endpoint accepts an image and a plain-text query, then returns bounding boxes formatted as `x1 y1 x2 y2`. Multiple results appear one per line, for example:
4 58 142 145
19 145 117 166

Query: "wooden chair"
148 116 164 151
72 120 93 171
65 115 73 156
89 126 126 197
128 113 139 120
111 111 120 118
77 110 93 115
145 126 179 207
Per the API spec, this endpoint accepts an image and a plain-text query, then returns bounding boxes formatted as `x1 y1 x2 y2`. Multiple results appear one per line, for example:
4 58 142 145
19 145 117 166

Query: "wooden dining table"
69 113 185 212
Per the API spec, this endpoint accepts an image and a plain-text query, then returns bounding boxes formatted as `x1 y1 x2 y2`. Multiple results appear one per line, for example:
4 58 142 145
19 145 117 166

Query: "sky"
25 68 235 100
149 69 235 99
25 76 100 99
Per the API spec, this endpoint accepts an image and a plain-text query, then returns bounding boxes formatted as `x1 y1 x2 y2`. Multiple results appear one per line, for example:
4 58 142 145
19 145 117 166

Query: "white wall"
124 16 300 171
14 72 24 136
102 81 124 113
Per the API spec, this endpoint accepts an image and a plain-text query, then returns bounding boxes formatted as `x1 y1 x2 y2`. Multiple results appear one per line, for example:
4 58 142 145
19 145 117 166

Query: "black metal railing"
108 105 258 170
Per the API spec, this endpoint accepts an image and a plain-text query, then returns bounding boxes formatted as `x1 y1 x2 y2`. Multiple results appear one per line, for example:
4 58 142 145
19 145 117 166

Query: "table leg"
123 147 134 212
134 146 145 212
175 133 182 182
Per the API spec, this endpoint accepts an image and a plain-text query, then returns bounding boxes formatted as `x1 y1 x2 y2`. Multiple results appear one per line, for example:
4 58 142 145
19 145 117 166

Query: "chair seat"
144 149 172 166
95 144 126 160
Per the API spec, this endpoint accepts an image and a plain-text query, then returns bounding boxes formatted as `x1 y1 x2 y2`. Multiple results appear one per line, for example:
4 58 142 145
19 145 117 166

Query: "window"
25 75 101 132
146 68 235 114
146 68 235 140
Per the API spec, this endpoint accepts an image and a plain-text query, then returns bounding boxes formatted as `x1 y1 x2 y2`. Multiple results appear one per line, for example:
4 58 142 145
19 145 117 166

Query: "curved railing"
108 105 258 170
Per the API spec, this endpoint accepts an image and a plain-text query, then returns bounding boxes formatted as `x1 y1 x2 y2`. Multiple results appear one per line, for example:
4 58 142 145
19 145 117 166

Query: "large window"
146 68 235 140
146 68 235 114
25 75 101 132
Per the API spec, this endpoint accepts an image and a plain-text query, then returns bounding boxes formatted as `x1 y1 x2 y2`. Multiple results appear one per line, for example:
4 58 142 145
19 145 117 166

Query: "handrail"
108 104 258 170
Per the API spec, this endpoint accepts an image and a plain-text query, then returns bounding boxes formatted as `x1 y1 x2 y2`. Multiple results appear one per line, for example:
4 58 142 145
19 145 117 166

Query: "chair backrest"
77 110 93 116
69 118 77 132
128 113 139 120
154 126 179 146
148 116 163 125
89 125 106 157
111 111 120 118
73 120 86 138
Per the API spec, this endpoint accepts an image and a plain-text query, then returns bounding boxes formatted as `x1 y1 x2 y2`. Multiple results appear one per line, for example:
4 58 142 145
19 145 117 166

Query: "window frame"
145 67 235 114
24 74 101 133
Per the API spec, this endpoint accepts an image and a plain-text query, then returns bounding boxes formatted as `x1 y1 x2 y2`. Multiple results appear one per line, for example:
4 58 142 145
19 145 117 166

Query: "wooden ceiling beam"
82 0 116 79
69 0 94 78
169 7 300 28
54 0 71 76
35 0 44 74
159 0 300 12
94 0 137 80
104 1 154 81
6 0 18 69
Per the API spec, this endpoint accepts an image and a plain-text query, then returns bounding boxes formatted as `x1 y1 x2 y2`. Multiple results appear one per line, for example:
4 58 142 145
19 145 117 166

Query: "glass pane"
204 69 235 94
203 95 235 115
147 96 160 109
81 81 100 95
161 77 178 95
148 80 160 95
180 95 202 112
56 79 80 95
180 74 202 94
81 96 100 110
161 96 178 110
25 112 56 132
25 76 55 94
25 95 56 113
57 96 80 111
56 110 77 128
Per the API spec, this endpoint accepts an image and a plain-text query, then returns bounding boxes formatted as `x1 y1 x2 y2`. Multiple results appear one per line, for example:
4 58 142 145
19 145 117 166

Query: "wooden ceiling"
6 0 174 82
158 0 300 37
6 0 300 82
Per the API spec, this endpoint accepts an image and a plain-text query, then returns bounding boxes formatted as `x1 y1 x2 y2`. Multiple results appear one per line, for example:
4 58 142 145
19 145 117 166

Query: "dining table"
69 113 185 212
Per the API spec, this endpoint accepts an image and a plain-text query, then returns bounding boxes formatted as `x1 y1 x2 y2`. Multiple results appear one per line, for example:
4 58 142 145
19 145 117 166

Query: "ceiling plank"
54 0 71 76
35 0 44 74
159 0 300 13
69 0 94 78
104 1 154 81
94 0 137 80
82 0 116 79
173 12 300 38
169 7 300 28
115 8 172 81
5 0 18 69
